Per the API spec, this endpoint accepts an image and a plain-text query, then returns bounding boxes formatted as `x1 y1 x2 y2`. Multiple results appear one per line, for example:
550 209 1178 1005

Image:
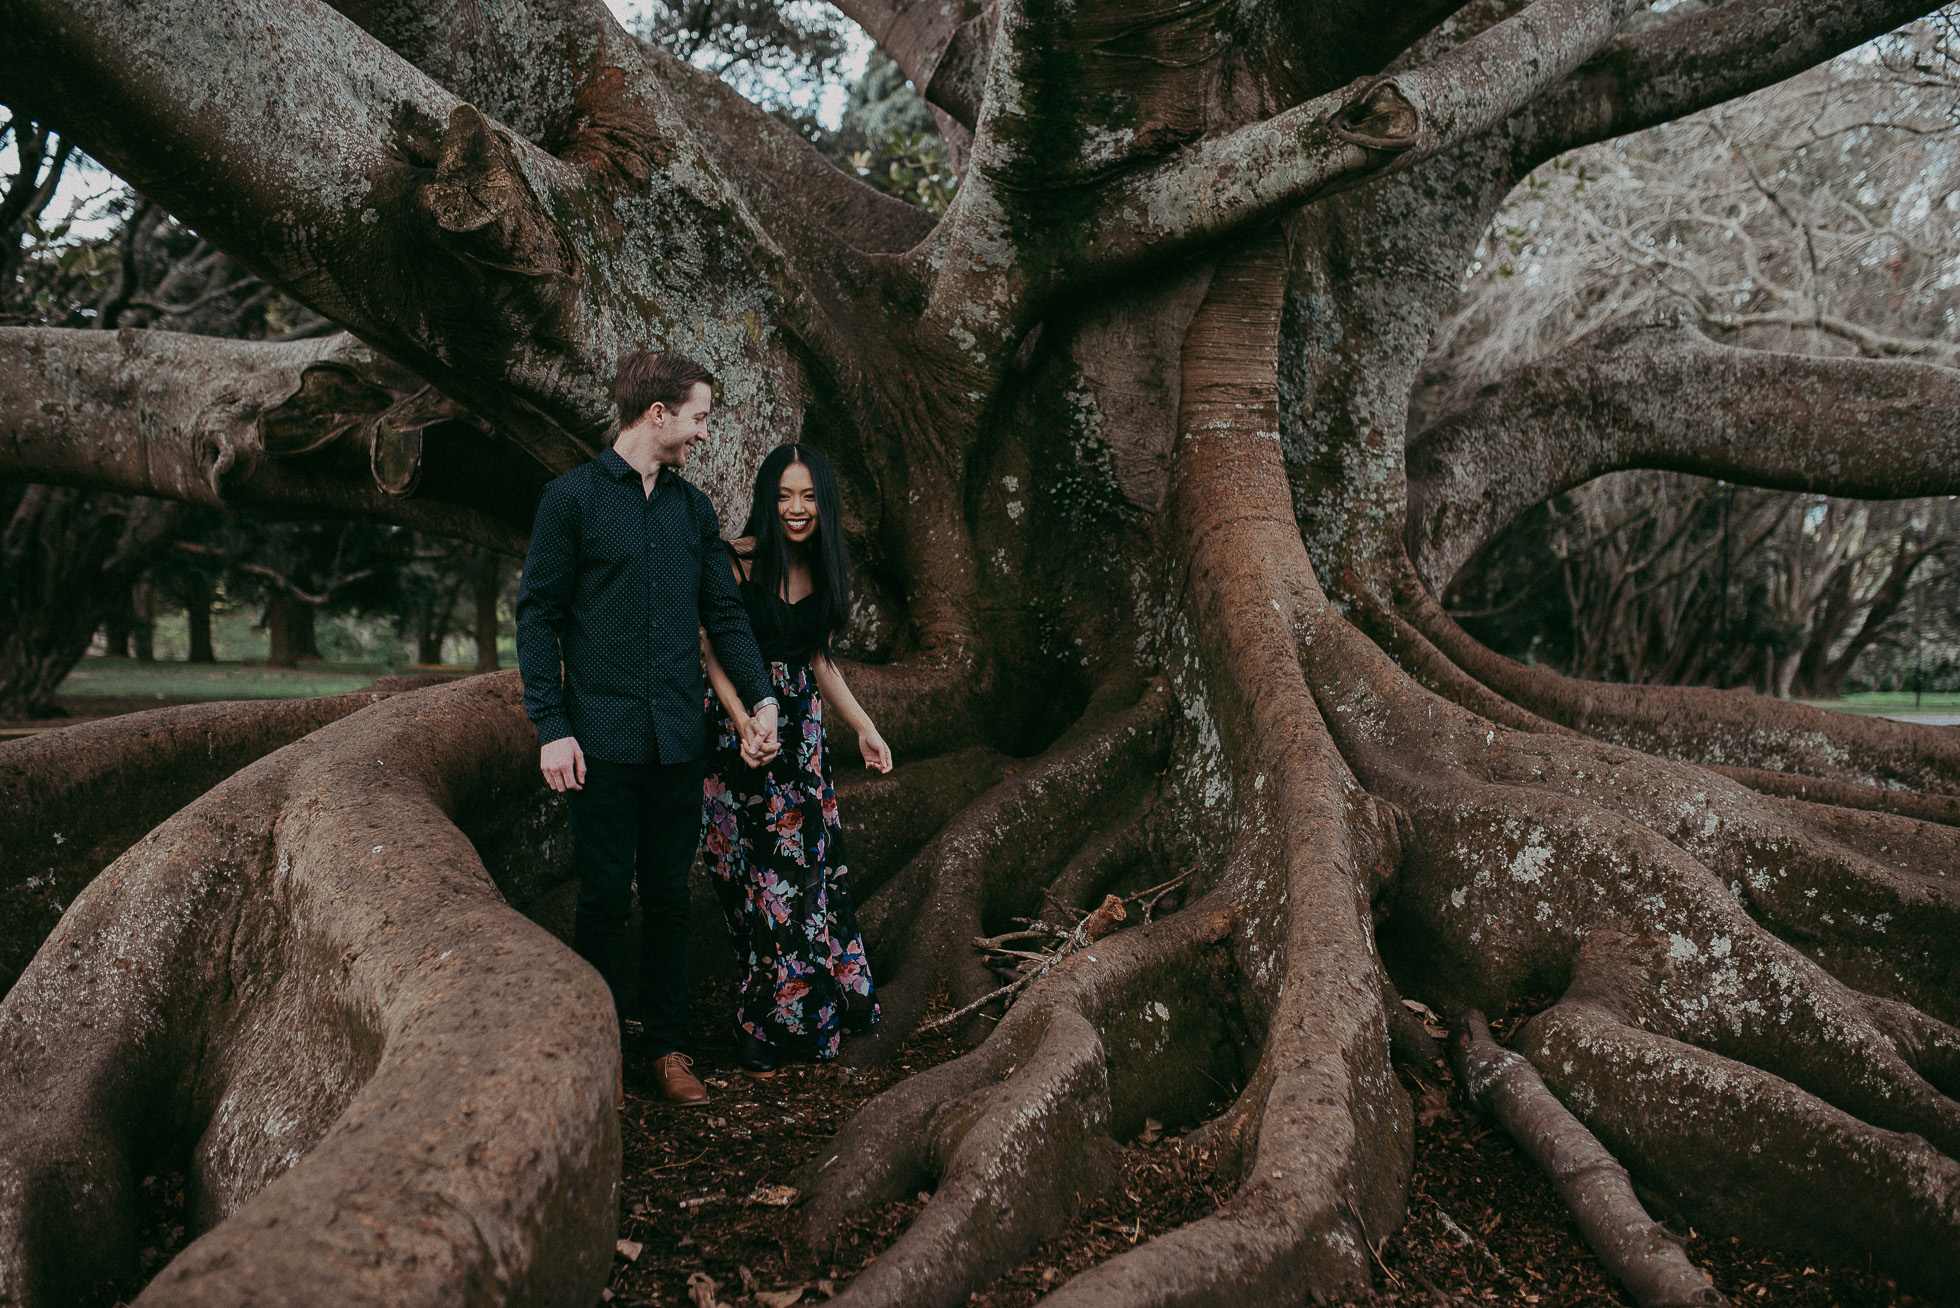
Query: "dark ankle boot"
737 1027 778 1077
841 989 877 1033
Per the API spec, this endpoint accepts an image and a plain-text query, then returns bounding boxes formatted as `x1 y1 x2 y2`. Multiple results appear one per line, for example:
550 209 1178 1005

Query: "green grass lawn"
58 658 417 701
1803 691 1960 716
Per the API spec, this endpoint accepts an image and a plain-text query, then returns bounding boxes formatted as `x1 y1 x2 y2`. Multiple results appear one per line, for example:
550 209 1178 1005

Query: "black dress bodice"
730 548 826 664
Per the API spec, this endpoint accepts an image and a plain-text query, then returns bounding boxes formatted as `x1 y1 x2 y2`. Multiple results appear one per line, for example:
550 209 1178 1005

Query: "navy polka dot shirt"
515 447 773 764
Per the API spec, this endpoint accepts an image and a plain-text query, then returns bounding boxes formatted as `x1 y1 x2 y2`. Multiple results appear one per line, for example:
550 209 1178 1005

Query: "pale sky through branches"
2 5 869 247
601 0 867 129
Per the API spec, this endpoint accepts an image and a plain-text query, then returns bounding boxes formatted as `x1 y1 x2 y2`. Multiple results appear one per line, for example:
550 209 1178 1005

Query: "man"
516 350 779 1107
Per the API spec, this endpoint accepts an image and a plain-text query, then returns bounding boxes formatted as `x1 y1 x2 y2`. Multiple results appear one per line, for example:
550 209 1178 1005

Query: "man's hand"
541 736 586 792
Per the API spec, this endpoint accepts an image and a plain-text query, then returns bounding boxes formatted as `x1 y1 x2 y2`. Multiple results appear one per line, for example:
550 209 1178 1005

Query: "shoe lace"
661 1052 695 1072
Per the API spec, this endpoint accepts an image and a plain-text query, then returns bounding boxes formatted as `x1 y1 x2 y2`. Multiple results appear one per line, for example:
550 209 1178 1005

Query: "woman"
701 442 891 1075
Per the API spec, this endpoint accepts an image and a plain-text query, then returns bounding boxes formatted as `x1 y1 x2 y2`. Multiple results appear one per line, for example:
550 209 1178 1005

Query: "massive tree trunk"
2 1 1957 1305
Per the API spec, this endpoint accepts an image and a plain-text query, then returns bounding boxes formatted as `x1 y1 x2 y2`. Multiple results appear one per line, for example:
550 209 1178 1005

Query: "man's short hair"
616 350 714 427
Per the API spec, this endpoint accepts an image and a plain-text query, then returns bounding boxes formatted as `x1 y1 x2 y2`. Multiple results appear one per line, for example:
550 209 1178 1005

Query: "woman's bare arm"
812 651 892 773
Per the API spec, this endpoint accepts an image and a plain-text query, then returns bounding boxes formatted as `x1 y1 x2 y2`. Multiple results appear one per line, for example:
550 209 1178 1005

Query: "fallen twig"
930 871 1198 1037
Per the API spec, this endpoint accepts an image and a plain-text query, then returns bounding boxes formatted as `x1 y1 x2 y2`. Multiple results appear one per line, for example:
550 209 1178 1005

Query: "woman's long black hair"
736 442 852 651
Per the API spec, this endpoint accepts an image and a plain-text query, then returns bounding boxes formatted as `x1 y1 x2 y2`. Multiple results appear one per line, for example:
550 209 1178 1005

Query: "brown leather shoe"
655 1052 710 1107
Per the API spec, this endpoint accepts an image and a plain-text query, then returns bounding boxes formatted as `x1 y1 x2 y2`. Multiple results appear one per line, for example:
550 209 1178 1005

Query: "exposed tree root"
0 690 396 998
831 744 1020 896
851 681 1174 1053
1710 764 1960 828
780 223 1960 1307
1269 568 1960 1291
1516 1000 1960 1296
795 894 1241 1308
1453 1009 1729 1308
795 240 1415 1308
1400 574 1960 794
834 655 993 760
0 675 617 1307
1043 796 1161 916
1029 239 1413 1308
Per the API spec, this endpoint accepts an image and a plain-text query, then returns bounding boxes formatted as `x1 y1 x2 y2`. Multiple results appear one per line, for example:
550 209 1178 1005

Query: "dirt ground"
606 982 1947 1308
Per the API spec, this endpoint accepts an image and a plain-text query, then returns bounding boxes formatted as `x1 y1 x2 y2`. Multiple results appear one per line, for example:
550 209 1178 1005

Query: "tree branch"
331 0 933 255
326 0 933 463
1523 0 1943 164
1078 0 1641 268
0 0 613 464
831 0 992 128
1406 305 1960 590
0 0 871 472
0 326 538 553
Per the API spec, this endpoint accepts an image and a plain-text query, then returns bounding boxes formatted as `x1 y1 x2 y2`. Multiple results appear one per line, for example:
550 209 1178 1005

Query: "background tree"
5 3 1960 1307
1424 13 1960 701
1447 475 1960 696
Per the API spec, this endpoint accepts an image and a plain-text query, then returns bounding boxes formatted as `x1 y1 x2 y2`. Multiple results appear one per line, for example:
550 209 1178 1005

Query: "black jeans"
567 754 706 1057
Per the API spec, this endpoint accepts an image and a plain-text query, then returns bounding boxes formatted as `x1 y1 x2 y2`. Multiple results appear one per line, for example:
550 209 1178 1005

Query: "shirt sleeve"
697 497 774 711
515 479 579 746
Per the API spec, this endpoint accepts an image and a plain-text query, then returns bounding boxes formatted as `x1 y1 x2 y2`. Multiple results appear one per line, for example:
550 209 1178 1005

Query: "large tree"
3 2 1960 1306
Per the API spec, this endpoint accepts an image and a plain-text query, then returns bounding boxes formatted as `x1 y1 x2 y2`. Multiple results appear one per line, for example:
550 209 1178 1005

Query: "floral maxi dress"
701 589 878 1060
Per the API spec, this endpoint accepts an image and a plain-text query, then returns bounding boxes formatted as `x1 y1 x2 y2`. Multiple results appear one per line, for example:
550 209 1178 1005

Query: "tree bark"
473 552 501 673
1407 306 1960 592
0 677 618 1307
1454 1010 1728 1308
0 327 538 555
3 3 1958 1306
184 577 215 664
0 688 398 997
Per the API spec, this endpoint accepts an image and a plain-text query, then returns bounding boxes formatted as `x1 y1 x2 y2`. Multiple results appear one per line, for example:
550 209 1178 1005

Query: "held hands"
740 701 781 768
859 728 893 774
541 736 586 792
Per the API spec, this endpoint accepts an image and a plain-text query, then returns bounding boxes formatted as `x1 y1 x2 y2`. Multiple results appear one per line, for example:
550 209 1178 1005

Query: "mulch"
608 975 954 1307
608 985 1947 1308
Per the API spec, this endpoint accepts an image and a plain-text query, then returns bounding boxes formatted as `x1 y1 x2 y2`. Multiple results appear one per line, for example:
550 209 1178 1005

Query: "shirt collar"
598 446 639 481
600 447 683 491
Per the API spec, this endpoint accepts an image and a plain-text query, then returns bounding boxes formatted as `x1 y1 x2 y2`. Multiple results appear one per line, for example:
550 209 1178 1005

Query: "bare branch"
0 326 538 553
1407 305 1960 590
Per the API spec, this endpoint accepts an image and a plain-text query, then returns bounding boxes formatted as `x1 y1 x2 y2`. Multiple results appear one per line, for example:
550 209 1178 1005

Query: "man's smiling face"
649 382 713 468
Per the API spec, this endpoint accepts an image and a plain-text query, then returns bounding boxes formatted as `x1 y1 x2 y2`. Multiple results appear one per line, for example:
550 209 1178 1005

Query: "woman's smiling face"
777 458 818 545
